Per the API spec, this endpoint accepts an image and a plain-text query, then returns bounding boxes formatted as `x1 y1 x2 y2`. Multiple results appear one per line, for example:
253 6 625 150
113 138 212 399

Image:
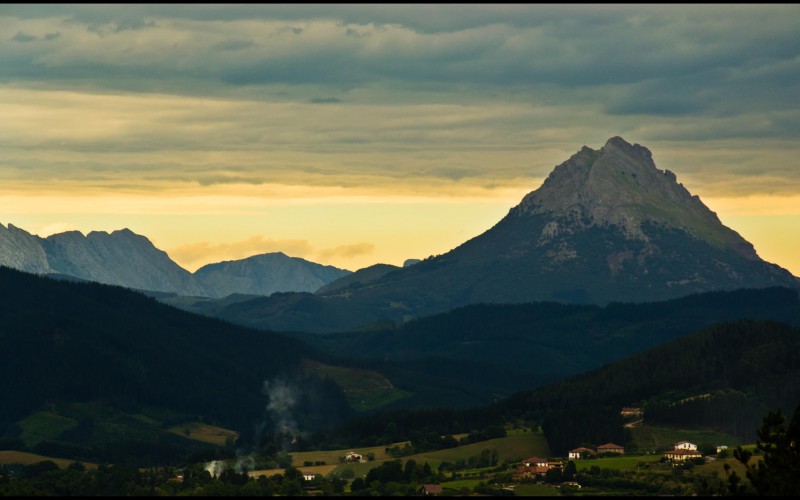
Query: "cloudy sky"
2 4 799 274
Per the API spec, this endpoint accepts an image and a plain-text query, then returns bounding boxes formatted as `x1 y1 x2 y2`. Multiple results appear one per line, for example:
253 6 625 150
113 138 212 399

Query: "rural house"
673 441 697 451
419 484 443 496
596 443 624 454
664 449 703 461
620 407 643 417
522 457 549 467
342 452 363 462
568 447 596 460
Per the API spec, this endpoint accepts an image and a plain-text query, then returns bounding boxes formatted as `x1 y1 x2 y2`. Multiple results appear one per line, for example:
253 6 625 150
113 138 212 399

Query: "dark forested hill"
0 266 351 445
317 319 800 457
293 287 800 409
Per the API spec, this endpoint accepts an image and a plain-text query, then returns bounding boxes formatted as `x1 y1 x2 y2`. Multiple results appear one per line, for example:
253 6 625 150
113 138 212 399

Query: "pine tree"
728 403 800 495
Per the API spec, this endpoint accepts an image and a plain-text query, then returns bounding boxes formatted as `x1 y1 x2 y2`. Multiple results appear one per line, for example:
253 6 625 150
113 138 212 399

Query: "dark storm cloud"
11 31 37 42
3 4 798 102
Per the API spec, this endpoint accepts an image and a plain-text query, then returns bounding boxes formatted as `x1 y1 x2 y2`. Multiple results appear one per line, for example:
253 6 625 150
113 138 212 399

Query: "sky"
1 4 799 275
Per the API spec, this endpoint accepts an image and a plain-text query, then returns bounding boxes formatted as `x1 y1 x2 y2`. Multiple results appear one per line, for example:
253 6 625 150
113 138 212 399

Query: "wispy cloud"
317 242 374 260
168 236 314 271
167 235 374 271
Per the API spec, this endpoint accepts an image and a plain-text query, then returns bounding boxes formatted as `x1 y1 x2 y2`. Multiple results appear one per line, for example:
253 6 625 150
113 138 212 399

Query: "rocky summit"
427 136 797 305
512 136 757 261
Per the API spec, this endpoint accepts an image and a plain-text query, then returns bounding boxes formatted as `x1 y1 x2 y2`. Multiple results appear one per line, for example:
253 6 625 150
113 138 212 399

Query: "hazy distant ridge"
0 224 350 297
195 252 351 298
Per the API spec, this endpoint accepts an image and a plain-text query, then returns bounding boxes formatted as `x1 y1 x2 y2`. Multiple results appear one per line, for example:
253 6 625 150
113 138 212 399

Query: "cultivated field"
0 451 98 470
249 464 338 479
248 433 550 480
574 453 663 471
167 422 239 447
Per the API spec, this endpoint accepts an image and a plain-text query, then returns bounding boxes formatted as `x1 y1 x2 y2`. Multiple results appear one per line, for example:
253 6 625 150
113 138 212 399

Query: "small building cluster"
341 452 364 463
566 442 625 460
513 456 564 480
620 407 643 417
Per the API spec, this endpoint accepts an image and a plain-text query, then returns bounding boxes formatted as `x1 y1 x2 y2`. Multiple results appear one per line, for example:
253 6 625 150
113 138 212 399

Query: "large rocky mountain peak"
513 136 758 261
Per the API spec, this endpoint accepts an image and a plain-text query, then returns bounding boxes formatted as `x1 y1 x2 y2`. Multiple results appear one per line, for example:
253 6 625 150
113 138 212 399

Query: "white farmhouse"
673 441 697 451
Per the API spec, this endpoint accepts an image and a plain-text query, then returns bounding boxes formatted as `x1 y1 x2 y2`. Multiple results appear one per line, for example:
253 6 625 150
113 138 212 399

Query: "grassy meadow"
167 422 239 447
301 360 412 412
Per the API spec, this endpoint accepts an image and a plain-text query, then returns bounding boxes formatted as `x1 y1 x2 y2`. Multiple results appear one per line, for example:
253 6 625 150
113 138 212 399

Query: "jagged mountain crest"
513 136 758 260
41 228 207 296
0 223 352 298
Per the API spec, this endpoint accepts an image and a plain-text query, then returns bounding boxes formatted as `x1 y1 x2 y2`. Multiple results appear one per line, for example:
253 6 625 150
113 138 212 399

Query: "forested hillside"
0 266 351 460
313 320 800 456
297 287 800 409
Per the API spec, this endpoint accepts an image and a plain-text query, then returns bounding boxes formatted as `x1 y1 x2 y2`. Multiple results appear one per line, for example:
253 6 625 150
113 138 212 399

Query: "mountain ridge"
194 252 351 298
0 224 350 298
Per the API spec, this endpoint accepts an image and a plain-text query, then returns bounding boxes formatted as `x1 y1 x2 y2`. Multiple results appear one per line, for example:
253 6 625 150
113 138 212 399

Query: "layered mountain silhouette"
3 136 797 332
199 136 799 332
0 224 350 297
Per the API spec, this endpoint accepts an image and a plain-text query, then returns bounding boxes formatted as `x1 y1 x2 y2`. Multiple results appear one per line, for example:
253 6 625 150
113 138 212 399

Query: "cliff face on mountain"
0 223 52 274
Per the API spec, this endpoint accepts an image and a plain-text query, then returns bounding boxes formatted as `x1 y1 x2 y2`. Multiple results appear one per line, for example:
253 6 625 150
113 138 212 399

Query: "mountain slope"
203 137 799 332
194 252 350 298
42 229 206 295
0 223 52 274
316 263 401 294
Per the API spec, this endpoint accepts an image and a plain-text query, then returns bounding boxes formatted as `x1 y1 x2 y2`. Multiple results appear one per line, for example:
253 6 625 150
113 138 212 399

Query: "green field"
257 433 552 480
167 422 239 447
574 453 663 471
291 440 410 467
513 483 562 496
410 434 550 470
302 359 412 412
630 425 742 452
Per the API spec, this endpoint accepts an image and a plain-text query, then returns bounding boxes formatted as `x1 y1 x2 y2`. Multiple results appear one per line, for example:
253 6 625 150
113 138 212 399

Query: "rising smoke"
262 378 298 435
